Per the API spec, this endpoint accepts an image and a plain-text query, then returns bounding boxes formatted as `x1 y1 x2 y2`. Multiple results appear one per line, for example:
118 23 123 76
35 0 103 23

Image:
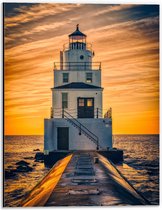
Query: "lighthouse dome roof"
69 24 86 38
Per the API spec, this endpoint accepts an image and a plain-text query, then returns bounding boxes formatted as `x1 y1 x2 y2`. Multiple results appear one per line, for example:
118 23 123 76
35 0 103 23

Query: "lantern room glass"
69 36 86 50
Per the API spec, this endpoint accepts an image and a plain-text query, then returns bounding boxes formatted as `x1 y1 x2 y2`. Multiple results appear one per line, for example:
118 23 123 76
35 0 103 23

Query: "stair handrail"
63 110 99 140
63 109 99 149
66 117 98 145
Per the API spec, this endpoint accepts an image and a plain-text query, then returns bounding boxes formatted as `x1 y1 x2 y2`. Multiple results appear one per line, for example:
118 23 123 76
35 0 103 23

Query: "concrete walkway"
45 152 147 206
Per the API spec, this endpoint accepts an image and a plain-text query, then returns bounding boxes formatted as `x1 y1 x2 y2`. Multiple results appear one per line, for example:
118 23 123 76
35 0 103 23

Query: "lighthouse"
44 25 113 155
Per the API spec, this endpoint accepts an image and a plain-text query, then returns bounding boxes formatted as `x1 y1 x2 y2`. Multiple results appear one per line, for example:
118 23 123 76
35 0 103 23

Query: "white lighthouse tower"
44 25 112 154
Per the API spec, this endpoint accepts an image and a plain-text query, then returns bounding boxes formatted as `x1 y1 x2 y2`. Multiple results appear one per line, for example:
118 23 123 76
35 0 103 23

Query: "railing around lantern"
53 62 101 71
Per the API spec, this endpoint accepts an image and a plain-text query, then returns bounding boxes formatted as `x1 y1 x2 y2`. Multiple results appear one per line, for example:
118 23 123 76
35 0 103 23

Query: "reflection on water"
114 135 159 205
4 135 159 206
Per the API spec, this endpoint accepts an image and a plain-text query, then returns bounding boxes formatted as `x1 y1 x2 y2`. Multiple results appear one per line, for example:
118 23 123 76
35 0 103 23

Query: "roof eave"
52 87 104 90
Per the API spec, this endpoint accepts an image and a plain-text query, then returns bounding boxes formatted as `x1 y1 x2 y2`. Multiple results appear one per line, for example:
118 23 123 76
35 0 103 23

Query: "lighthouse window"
63 73 69 83
62 93 68 108
87 99 93 107
80 55 84 60
78 99 84 107
86 73 92 83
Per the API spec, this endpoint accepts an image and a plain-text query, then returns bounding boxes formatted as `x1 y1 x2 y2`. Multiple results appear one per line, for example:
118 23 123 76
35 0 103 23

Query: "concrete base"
98 150 123 164
44 149 123 166
44 151 71 167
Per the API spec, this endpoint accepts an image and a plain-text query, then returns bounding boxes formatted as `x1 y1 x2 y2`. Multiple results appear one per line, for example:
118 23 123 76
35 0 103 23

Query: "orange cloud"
4 3 159 135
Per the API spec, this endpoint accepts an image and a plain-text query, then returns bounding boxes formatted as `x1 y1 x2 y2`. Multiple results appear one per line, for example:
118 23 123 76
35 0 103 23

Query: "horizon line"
4 134 159 136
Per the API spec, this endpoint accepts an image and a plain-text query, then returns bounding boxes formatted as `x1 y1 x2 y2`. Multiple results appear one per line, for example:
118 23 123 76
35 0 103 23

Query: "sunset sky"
4 3 159 135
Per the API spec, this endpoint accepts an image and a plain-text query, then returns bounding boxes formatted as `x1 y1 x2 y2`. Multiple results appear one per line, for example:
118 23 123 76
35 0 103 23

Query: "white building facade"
44 25 112 153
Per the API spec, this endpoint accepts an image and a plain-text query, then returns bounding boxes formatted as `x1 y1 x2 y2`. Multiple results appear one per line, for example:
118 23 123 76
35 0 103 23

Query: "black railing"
63 109 102 150
50 107 112 119
54 62 101 71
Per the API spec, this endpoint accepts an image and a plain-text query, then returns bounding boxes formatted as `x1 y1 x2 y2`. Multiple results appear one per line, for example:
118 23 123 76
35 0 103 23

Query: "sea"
4 135 159 206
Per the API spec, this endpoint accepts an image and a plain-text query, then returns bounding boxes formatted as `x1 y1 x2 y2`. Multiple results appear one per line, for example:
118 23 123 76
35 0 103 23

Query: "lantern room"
69 24 87 50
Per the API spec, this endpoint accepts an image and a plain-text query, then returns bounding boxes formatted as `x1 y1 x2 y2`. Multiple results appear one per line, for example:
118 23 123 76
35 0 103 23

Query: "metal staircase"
63 110 103 150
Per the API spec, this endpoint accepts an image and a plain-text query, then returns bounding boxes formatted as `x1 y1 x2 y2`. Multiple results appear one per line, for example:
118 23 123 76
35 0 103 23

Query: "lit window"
63 73 69 83
87 99 93 107
86 73 92 83
79 99 84 106
62 93 68 108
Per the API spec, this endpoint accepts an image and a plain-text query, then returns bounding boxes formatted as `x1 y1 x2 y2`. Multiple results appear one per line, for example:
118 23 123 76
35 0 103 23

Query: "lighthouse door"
57 127 69 150
77 98 94 118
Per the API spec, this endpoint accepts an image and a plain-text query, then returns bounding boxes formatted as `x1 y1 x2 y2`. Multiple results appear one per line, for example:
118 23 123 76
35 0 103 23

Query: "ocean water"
4 135 159 206
114 135 159 205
